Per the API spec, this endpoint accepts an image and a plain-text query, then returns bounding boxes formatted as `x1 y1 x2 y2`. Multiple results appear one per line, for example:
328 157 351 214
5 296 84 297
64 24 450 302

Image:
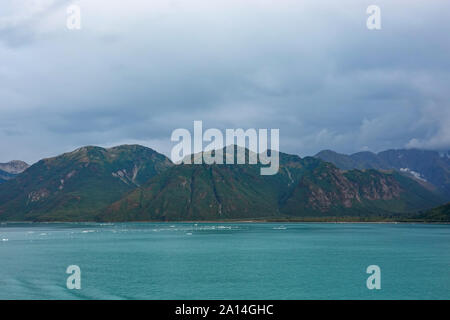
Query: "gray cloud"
0 0 449 163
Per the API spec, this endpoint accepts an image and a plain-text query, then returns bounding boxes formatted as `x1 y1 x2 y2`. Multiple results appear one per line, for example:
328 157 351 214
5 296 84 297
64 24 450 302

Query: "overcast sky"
1 0 449 164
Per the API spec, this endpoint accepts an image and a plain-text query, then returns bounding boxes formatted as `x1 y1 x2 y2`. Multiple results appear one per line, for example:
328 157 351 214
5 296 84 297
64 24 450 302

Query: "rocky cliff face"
293 165 401 212
315 149 450 199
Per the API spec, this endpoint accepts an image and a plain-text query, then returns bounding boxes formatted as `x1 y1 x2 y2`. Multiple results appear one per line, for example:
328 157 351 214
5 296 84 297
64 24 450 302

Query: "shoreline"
1 219 449 224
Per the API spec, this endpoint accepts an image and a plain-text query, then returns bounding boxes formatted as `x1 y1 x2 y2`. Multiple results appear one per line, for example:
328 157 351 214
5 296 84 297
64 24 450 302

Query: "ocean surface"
0 222 449 300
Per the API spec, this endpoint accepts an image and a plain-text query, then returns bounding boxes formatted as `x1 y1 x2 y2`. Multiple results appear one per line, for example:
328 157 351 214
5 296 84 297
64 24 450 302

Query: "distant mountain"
100 147 443 222
0 160 29 174
418 202 450 221
315 149 450 198
0 145 172 221
0 161 29 184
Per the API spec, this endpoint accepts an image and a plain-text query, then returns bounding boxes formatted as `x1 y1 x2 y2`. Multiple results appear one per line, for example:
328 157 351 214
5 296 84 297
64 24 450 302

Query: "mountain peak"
107 144 157 152
0 160 29 174
314 149 340 156
44 145 164 164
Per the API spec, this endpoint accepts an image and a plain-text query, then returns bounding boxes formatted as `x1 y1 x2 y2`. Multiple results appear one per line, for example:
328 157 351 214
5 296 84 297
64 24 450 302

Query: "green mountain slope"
100 148 443 221
416 202 450 221
100 148 310 221
0 145 172 221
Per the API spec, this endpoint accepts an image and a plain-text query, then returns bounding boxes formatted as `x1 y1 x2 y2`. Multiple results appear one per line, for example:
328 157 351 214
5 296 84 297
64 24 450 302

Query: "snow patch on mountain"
400 168 427 182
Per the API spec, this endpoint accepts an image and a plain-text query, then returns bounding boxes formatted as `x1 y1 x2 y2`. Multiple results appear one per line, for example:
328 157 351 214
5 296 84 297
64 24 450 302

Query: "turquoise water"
0 222 448 300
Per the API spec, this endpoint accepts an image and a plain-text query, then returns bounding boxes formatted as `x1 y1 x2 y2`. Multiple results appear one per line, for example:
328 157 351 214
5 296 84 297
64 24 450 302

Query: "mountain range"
315 149 450 199
0 145 446 222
